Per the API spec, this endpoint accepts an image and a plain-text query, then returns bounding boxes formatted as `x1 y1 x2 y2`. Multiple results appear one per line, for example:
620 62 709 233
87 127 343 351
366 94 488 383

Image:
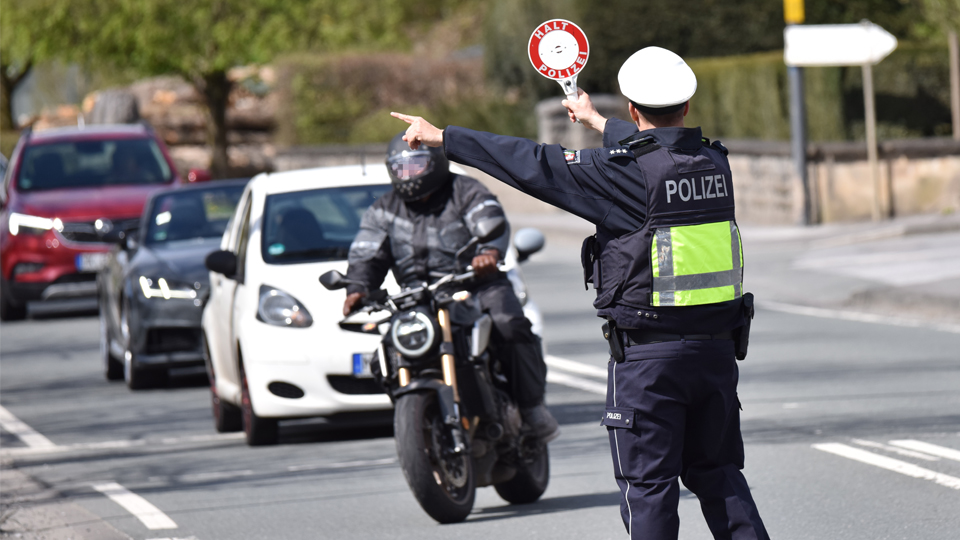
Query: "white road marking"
851 439 940 461
0 404 61 450
287 457 396 472
546 371 607 395
782 403 800 409
1 432 244 457
179 470 253 482
761 301 960 334
889 440 960 463
145 537 198 540
545 355 607 379
813 443 960 490
92 482 178 530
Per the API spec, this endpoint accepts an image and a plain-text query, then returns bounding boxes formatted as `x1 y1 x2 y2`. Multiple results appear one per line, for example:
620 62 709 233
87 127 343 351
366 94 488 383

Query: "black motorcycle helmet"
385 131 451 202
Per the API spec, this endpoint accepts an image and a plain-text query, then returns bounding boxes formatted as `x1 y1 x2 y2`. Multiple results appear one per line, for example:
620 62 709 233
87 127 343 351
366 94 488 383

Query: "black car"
98 179 248 389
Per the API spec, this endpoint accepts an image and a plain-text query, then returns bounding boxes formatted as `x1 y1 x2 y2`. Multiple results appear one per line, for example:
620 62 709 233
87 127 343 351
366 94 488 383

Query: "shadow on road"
468 491 620 522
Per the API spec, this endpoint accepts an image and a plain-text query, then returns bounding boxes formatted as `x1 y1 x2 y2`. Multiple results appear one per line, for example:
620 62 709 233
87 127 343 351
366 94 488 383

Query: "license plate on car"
75 253 110 272
352 353 376 378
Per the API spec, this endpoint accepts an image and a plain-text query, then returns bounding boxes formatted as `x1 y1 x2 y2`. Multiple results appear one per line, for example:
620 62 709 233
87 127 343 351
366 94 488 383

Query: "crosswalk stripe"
0 404 61 450
813 443 960 490
93 482 178 530
889 440 960 463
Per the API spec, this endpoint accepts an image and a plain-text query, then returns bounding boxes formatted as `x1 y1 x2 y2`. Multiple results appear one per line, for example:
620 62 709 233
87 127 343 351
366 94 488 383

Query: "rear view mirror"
101 228 139 251
475 217 506 243
205 250 238 276
319 270 347 290
513 228 545 262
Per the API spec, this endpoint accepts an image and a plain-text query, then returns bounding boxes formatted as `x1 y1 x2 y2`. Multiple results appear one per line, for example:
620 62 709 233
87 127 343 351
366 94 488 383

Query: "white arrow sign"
785 22 898 67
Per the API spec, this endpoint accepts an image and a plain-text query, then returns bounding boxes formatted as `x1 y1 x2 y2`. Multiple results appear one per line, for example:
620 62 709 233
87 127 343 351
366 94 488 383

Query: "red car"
0 124 198 320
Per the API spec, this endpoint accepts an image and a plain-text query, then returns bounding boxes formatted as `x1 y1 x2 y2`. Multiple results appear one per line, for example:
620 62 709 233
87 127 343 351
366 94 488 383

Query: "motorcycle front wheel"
395 391 475 523
495 443 550 504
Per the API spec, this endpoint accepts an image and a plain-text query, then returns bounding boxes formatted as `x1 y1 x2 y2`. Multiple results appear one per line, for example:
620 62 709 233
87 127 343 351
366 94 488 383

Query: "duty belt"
622 330 733 346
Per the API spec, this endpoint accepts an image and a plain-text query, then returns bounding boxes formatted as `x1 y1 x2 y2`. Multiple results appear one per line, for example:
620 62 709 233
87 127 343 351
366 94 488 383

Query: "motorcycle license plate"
352 353 375 378
75 253 110 272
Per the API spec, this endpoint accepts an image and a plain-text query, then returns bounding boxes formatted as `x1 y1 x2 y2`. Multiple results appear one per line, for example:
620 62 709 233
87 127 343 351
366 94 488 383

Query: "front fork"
438 308 467 454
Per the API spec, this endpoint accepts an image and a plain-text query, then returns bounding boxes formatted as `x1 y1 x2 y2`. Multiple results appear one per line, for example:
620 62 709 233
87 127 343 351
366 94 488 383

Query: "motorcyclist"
343 132 559 441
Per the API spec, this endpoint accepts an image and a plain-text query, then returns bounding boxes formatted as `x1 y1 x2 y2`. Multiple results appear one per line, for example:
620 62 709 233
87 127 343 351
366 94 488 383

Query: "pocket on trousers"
600 407 636 429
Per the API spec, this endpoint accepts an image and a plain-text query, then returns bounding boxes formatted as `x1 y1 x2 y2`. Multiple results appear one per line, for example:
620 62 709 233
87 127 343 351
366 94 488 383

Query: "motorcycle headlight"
8 213 63 236
257 285 312 328
139 276 200 300
390 310 436 358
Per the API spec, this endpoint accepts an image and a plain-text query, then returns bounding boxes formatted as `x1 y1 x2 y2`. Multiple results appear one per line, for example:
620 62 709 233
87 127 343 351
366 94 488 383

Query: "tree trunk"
194 71 232 178
0 61 33 131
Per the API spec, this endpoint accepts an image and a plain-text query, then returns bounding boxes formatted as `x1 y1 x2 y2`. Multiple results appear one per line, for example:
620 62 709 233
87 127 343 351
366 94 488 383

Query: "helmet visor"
388 152 433 181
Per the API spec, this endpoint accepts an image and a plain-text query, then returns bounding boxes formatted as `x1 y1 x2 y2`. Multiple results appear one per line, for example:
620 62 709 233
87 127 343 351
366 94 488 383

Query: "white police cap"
618 47 697 109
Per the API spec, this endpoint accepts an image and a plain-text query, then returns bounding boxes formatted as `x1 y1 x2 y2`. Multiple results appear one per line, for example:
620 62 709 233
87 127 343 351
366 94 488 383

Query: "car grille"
327 375 384 395
145 327 201 354
59 218 139 244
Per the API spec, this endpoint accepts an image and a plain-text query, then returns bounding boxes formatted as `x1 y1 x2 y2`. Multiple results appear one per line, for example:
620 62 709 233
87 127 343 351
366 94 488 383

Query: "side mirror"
101 228 139 251
513 228 545 263
188 168 212 183
319 270 348 290
475 217 506 243
205 250 237 277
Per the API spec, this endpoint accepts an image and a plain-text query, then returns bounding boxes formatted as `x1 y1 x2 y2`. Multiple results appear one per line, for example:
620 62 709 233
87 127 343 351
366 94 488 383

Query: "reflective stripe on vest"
650 221 742 306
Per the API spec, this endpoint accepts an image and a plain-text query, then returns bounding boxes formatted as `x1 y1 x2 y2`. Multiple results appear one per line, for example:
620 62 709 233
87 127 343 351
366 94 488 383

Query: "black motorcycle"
319 218 549 523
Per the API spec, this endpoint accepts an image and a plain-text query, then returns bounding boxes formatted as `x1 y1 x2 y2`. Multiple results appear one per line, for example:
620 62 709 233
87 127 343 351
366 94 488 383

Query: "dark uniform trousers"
605 339 768 540
475 277 547 409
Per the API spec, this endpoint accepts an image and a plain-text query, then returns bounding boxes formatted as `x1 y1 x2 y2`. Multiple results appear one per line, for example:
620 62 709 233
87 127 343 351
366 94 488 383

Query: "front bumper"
2 228 108 303
237 321 393 419
128 293 205 370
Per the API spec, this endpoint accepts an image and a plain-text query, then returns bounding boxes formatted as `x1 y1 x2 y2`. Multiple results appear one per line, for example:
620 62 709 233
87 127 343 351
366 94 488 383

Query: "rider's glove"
342 292 367 317
471 249 500 279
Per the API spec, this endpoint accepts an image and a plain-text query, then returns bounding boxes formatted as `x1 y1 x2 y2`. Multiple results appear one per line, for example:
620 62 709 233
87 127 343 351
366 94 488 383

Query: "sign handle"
559 77 579 102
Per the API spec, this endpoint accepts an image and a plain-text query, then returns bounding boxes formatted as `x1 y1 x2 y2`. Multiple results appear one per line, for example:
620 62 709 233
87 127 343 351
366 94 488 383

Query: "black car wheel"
0 278 27 321
100 295 123 381
205 335 241 433
240 362 278 446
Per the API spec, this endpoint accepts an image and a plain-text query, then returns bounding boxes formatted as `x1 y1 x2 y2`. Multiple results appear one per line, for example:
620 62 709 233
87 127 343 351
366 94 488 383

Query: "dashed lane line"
1 432 245 457
889 440 960 463
546 355 608 378
761 301 960 334
0 404 62 450
850 439 940 461
813 443 960 490
92 482 178 530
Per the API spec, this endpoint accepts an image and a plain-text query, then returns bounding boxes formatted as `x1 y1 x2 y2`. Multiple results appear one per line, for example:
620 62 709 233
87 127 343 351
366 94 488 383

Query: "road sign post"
528 19 589 103
784 0 810 225
785 21 898 222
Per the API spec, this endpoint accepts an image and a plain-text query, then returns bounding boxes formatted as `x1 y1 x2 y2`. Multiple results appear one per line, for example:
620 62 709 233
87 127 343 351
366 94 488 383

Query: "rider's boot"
521 403 560 442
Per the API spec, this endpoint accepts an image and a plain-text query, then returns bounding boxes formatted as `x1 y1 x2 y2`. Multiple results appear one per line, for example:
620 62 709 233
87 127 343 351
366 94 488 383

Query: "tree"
3 0 451 176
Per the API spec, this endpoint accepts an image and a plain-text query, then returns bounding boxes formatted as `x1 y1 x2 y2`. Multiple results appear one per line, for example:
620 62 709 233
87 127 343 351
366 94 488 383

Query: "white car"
201 164 543 445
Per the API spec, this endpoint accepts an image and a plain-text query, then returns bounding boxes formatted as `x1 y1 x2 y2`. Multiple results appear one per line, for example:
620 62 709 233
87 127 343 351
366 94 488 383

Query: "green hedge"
686 44 951 142
275 53 537 146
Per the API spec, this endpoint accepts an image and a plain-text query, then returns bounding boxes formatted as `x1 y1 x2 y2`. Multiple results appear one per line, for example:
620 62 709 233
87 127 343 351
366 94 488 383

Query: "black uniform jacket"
443 118 745 334
346 174 509 294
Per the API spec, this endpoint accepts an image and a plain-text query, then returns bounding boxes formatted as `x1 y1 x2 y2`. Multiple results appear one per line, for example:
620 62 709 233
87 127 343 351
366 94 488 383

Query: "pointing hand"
391 112 444 150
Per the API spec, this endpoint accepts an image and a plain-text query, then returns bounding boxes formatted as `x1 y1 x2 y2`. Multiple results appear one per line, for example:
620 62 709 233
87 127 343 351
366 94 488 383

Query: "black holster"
733 292 755 361
602 320 625 363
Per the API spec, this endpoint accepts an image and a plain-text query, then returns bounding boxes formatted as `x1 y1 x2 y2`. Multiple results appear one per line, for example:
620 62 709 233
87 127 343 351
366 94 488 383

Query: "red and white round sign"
528 19 590 81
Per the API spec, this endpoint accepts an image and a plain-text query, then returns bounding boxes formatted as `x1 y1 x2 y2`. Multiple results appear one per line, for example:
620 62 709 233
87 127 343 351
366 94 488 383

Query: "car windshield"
145 184 246 245
262 184 391 264
16 138 173 191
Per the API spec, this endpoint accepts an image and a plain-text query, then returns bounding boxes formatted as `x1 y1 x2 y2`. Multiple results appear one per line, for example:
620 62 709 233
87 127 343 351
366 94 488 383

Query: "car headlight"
139 276 200 300
390 310 436 358
257 285 312 328
8 213 63 236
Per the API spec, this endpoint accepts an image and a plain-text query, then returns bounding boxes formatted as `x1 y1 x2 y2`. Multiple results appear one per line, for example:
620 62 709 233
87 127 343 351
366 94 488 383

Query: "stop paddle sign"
528 19 590 101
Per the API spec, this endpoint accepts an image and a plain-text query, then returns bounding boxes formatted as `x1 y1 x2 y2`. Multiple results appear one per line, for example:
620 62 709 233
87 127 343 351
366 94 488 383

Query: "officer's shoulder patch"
710 140 729 156
563 149 581 165
604 146 633 161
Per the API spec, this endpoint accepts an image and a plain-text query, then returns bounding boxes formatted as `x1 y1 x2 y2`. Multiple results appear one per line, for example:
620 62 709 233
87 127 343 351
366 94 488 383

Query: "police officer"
392 47 768 539
343 132 559 441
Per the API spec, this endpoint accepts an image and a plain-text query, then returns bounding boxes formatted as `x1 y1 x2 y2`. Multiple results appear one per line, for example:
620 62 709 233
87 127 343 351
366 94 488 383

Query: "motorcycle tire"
494 445 550 504
395 392 475 524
